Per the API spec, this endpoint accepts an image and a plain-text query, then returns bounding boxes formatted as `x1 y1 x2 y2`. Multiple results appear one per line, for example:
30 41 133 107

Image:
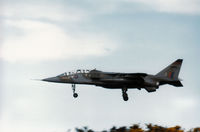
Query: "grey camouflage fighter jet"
42 59 183 101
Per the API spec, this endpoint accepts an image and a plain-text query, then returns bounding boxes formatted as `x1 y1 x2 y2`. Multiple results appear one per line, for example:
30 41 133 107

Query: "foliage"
75 124 200 132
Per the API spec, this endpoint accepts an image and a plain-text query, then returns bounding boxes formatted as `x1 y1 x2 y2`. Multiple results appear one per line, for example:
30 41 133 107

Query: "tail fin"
156 59 183 80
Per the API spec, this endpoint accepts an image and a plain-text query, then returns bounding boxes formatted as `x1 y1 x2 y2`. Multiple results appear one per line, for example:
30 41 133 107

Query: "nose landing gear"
122 87 128 101
72 84 78 98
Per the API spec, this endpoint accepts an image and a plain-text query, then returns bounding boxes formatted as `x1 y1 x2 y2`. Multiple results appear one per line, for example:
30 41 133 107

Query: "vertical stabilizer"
156 59 183 80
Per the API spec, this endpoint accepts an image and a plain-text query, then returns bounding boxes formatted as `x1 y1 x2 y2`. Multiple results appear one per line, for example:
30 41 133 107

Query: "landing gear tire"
73 93 78 98
122 87 129 101
72 84 78 98
123 93 129 101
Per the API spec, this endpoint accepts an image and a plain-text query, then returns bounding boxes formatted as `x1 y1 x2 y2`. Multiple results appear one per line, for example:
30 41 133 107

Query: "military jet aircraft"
42 59 183 101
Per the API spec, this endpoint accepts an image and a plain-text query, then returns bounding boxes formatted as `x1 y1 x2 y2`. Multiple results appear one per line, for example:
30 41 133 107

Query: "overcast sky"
0 0 200 132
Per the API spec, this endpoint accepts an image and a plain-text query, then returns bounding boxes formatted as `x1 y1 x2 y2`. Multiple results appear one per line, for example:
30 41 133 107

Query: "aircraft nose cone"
42 77 60 82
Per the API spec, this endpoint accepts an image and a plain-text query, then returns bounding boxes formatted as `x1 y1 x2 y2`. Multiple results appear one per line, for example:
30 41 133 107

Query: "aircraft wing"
99 73 147 83
123 73 147 78
99 78 126 82
104 72 147 77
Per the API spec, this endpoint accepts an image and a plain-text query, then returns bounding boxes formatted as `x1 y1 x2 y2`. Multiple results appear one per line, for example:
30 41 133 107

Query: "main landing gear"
122 87 128 101
72 84 78 98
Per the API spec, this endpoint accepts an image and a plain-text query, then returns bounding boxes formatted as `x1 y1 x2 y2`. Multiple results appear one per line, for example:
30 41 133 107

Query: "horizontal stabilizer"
169 81 183 87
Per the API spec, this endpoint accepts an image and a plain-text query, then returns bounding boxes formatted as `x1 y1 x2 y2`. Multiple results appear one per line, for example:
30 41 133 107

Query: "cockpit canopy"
57 69 91 77
57 73 67 77
76 69 90 73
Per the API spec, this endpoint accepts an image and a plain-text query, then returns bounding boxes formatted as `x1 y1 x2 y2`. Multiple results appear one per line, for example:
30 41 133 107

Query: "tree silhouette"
129 124 144 132
75 124 200 132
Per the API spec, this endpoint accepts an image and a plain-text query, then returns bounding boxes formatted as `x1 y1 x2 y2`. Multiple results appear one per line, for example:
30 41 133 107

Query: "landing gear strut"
122 87 128 101
72 84 78 98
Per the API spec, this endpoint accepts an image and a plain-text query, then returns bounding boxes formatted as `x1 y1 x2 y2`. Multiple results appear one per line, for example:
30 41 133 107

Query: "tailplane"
156 59 183 80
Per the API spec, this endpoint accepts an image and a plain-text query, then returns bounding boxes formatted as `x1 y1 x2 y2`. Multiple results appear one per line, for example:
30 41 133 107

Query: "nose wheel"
122 87 128 101
73 93 78 98
72 84 78 98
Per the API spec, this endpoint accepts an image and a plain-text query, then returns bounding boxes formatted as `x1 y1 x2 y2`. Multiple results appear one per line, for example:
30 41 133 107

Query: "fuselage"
42 69 158 89
42 59 183 101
